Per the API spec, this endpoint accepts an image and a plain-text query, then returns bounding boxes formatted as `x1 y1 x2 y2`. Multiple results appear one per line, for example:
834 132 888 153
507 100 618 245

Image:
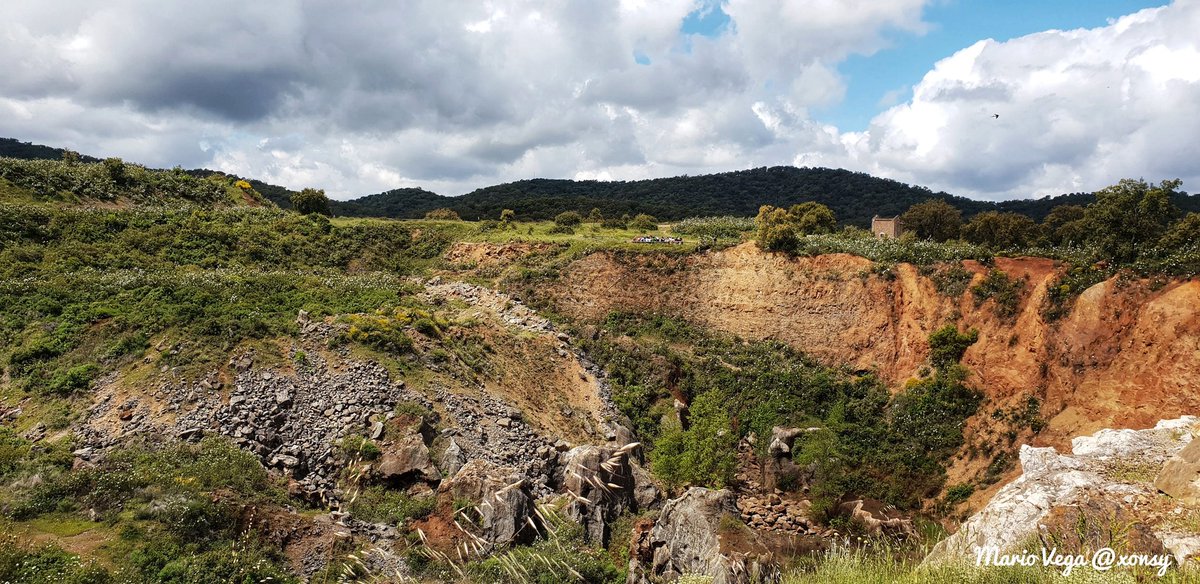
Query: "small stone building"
871 215 904 238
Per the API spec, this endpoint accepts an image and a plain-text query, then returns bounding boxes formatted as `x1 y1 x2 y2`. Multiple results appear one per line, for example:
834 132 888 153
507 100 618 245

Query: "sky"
0 0 1196 202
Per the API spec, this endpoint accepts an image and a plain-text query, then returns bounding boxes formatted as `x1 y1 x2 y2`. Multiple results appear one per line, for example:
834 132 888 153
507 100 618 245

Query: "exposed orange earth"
530 242 1200 484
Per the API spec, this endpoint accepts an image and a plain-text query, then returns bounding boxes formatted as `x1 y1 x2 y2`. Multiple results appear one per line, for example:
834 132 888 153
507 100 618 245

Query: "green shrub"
424 208 462 221
0 428 31 479
347 486 435 524
135 537 297 584
6 437 279 521
554 211 583 227
0 158 238 206
755 203 837 252
670 216 752 245
651 392 739 489
0 536 111 584
971 269 1024 319
1042 265 1110 321
342 311 416 354
600 216 627 229
927 325 979 369
339 435 382 461
46 364 98 395
467 524 621 584
629 213 658 231
290 187 332 216
944 483 974 505
929 264 974 297
140 496 236 542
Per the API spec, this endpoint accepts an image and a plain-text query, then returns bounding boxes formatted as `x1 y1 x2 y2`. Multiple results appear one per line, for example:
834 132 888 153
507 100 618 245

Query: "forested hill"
334 187 447 217
334 167 1195 225
0 137 101 163
4 137 1197 225
334 167 1124 225
442 167 980 225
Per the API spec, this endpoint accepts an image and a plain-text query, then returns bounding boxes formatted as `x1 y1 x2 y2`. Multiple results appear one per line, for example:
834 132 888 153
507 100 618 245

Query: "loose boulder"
376 433 442 487
1155 438 1200 503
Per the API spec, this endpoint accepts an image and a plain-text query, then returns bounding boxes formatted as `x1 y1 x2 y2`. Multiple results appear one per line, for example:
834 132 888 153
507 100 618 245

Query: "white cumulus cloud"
0 0 1194 201
825 1 1200 200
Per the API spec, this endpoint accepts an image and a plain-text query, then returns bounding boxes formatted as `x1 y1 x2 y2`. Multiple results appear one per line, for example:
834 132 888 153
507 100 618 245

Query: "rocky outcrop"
926 416 1198 566
761 426 817 493
80 277 634 505
628 488 777 584
560 443 659 545
438 459 541 548
737 493 815 535
1156 438 1200 503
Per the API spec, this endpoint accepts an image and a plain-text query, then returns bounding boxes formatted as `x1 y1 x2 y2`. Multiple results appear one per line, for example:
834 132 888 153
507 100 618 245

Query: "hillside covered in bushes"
6 137 1198 226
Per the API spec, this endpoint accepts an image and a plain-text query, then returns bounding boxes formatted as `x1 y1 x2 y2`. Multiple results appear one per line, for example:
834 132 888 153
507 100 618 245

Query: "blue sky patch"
812 0 1166 131
681 0 732 38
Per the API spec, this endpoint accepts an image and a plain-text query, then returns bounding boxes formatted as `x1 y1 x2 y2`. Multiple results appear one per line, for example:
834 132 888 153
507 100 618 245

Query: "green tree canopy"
290 188 332 216
755 205 798 252
1082 178 1181 262
1160 212 1200 251
927 324 980 370
423 208 461 221
755 202 837 252
630 213 658 231
901 199 962 242
554 210 583 227
962 211 1041 249
1041 204 1086 246
788 202 837 235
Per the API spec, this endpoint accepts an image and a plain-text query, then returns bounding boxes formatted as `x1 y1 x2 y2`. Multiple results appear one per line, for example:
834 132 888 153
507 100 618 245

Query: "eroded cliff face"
537 242 1200 461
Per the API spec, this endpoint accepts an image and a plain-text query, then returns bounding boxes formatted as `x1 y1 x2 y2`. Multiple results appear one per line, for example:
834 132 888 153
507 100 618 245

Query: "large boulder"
628 488 777 584
376 433 442 486
1155 438 1200 503
438 459 539 548
560 443 660 545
